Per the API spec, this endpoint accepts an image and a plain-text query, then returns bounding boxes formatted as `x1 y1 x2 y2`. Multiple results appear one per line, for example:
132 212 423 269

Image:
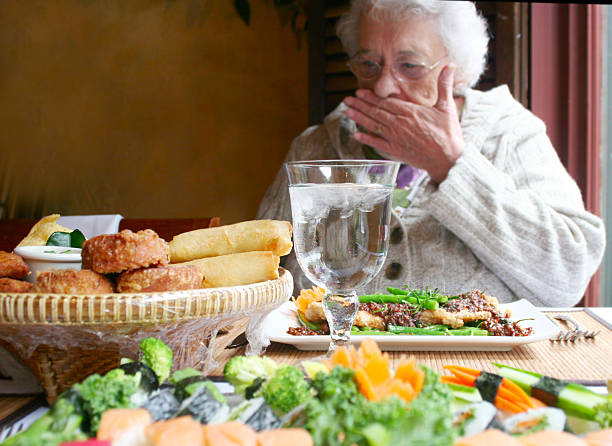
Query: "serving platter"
264 298 559 351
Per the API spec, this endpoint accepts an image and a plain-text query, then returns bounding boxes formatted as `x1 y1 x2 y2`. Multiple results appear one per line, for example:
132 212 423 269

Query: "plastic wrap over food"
0 268 292 399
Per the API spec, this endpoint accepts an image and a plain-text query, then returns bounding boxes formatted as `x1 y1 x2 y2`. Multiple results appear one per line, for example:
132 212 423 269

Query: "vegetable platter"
3 337 612 446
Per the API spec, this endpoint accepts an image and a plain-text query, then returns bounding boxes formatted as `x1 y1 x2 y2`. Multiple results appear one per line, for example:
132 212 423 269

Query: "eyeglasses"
347 55 446 83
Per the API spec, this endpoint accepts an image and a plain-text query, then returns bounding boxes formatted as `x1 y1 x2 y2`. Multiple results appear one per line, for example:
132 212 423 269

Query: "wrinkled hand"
343 64 465 184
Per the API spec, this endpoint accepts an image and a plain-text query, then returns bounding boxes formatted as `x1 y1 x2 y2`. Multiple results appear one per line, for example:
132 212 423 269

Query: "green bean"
421 299 439 310
359 294 416 304
297 309 322 331
354 330 396 336
387 286 409 295
387 325 447 335
447 328 489 336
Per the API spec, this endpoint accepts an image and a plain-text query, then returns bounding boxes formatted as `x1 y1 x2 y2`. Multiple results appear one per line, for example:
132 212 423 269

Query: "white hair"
337 0 490 94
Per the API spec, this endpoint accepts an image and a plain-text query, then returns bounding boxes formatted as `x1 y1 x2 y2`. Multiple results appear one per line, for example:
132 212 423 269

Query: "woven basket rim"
0 267 293 326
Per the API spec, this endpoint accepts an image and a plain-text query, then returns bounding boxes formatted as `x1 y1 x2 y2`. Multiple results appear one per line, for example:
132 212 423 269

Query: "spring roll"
177 251 280 288
169 220 292 263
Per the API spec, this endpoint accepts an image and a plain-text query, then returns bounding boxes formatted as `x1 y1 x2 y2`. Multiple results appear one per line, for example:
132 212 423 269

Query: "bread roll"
177 251 280 288
169 220 292 263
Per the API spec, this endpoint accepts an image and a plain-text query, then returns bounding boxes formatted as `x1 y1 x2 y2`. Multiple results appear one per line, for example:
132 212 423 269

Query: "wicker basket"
0 268 293 403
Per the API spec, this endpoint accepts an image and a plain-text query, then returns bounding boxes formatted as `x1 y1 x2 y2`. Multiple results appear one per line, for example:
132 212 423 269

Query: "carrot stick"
443 365 482 378
440 375 465 385
501 377 534 407
446 367 478 387
495 396 527 413
496 385 529 407
529 396 547 408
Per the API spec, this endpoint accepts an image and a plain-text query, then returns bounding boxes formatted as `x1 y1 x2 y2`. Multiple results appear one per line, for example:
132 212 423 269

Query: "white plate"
264 299 559 351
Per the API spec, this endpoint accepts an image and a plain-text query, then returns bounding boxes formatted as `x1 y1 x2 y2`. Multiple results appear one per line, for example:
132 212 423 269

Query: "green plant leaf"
46 229 86 248
235 0 250 25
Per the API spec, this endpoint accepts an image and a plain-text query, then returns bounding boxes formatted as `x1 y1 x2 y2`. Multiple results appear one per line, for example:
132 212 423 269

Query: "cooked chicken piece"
354 310 384 330
304 301 384 329
304 301 326 322
419 308 492 329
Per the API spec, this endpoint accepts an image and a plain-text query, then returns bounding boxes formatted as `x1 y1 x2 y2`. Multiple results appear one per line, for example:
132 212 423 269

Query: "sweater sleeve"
423 129 606 307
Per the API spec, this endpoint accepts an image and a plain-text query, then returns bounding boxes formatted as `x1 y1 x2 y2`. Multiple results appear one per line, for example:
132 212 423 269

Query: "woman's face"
356 13 449 106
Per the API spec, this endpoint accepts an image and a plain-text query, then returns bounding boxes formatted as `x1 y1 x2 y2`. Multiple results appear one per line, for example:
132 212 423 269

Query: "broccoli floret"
74 368 144 436
139 337 173 384
224 355 279 395
2 398 87 446
262 365 312 416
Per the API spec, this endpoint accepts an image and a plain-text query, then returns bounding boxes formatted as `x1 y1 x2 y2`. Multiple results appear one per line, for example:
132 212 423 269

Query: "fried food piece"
82 229 170 274
17 214 72 247
0 251 30 279
0 277 34 293
304 301 384 330
117 265 202 293
34 269 114 294
177 251 280 288
169 219 293 263
418 308 492 329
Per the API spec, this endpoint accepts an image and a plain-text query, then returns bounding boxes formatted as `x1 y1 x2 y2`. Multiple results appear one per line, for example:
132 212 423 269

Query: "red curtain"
530 3 602 306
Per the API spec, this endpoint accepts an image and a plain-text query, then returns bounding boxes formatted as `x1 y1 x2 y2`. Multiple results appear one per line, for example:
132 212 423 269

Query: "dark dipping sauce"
287 290 533 337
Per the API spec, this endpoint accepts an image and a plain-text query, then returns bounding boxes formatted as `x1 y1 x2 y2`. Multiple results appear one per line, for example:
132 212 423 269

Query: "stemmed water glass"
285 160 400 353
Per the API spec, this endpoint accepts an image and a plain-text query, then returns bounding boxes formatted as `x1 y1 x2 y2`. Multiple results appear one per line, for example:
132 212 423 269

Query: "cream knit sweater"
257 85 606 306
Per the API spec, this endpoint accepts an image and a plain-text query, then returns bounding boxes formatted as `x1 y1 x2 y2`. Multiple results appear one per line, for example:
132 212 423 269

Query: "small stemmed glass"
285 160 399 352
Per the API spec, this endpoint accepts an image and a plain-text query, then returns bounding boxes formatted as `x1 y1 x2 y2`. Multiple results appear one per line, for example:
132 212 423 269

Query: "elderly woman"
257 0 606 307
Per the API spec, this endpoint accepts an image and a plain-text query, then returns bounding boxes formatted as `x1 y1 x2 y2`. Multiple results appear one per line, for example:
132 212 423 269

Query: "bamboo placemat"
212 310 611 383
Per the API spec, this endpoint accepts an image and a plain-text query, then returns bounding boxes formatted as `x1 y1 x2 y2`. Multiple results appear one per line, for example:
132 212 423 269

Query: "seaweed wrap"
119 361 159 394
230 397 283 432
141 387 180 421
175 382 230 424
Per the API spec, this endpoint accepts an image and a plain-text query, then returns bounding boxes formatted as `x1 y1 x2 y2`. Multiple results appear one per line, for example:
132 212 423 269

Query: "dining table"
1 305 611 441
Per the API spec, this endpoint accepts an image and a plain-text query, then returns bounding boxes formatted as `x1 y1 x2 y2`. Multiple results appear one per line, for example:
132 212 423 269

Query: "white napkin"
585 307 612 331
57 214 123 239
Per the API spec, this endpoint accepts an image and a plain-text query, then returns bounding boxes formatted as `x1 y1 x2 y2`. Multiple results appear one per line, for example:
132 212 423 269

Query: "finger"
344 106 386 137
356 89 419 116
344 96 395 126
434 64 456 111
352 129 393 153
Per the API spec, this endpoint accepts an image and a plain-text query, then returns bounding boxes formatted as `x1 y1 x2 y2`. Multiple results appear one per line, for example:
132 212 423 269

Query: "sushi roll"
119 362 159 394
175 382 230 424
141 387 180 422
455 428 523 446
97 408 151 445
518 431 588 446
583 428 612 446
501 407 566 436
203 421 258 446
454 401 498 438
230 397 282 431
144 416 204 446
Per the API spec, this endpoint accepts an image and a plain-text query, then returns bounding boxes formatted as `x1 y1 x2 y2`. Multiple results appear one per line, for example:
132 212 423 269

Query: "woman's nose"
372 65 401 98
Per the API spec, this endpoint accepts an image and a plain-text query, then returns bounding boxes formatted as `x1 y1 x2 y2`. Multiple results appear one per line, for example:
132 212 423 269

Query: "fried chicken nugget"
0 251 30 279
82 229 170 274
116 265 202 293
34 269 114 294
0 277 34 293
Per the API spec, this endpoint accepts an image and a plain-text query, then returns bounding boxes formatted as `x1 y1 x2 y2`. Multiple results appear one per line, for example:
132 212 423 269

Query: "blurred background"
0 0 610 305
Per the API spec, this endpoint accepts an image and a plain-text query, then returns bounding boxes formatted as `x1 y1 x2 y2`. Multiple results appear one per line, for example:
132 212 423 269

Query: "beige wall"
0 0 308 224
